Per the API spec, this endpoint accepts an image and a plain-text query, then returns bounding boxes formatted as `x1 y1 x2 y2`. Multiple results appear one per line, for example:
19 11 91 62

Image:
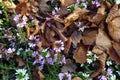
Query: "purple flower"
58 73 64 80
107 68 112 76
53 40 64 53
38 64 44 71
60 55 66 64
53 53 58 62
5 48 15 55
29 35 35 40
14 14 21 23
47 57 54 65
92 0 100 7
32 51 39 57
65 73 71 80
98 75 107 80
28 42 36 48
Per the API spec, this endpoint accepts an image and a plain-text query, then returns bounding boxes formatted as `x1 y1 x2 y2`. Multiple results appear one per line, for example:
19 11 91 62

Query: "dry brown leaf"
112 41 120 57
73 45 88 64
64 8 88 28
33 67 45 80
64 37 72 55
82 29 97 45
51 25 67 42
25 24 30 38
39 0 50 13
16 56 25 67
96 29 112 51
107 48 120 65
90 53 106 78
71 31 82 46
92 46 104 55
61 59 77 73
60 0 76 6
106 5 120 42
72 77 82 80
15 2 27 15
89 5 105 25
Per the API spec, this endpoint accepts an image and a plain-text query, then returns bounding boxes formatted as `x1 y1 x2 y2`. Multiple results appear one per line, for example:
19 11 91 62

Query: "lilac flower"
107 68 112 76
58 72 72 80
32 51 40 57
53 53 58 62
53 40 64 53
98 75 107 80
38 64 44 71
92 0 101 7
22 15 28 22
50 0 54 3
5 48 15 55
17 22 25 28
29 35 35 40
46 57 54 65
46 17 51 21
60 55 66 64
28 42 36 48
58 73 64 80
14 14 21 23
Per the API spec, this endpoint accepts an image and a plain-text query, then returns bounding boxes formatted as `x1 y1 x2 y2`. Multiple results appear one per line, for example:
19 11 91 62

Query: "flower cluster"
58 72 71 80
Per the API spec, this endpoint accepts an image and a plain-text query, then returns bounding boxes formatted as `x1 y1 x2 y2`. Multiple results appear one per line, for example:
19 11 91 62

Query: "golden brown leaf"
64 8 88 28
92 46 104 55
96 29 112 51
73 45 88 64
90 53 106 78
60 0 76 6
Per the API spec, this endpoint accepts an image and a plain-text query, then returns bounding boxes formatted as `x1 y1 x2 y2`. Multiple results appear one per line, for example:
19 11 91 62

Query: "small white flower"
87 51 93 56
110 75 116 80
7 48 15 54
15 68 29 80
106 60 112 66
116 71 120 76
115 0 120 4
87 58 92 64
82 73 89 78
93 54 98 61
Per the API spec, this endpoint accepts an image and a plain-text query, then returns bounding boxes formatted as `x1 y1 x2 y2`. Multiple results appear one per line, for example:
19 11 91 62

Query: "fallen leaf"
73 45 88 64
90 53 106 78
107 48 120 65
92 46 104 55
71 31 82 46
72 77 82 80
106 4 120 42
64 37 72 55
61 59 77 73
82 29 97 45
96 29 112 51
33 67 45 80
15 2 27 15
112 41 120 57
16 56 25 67
60 0 76 6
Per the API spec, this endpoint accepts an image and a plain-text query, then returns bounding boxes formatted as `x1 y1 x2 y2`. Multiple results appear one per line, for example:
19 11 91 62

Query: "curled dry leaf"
61 59 77 73
82 29 97 45
73 45 88 64
72 77 82 80
112 41 120 57
71 31 82 46
60 0 76 6
96 29 112 51
92 46 104 55
64 37 72 55
64 8 87 28
15 56 25 67
106 4 120 42
88 5 105 25
90 53 106 78
107 48 120 65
